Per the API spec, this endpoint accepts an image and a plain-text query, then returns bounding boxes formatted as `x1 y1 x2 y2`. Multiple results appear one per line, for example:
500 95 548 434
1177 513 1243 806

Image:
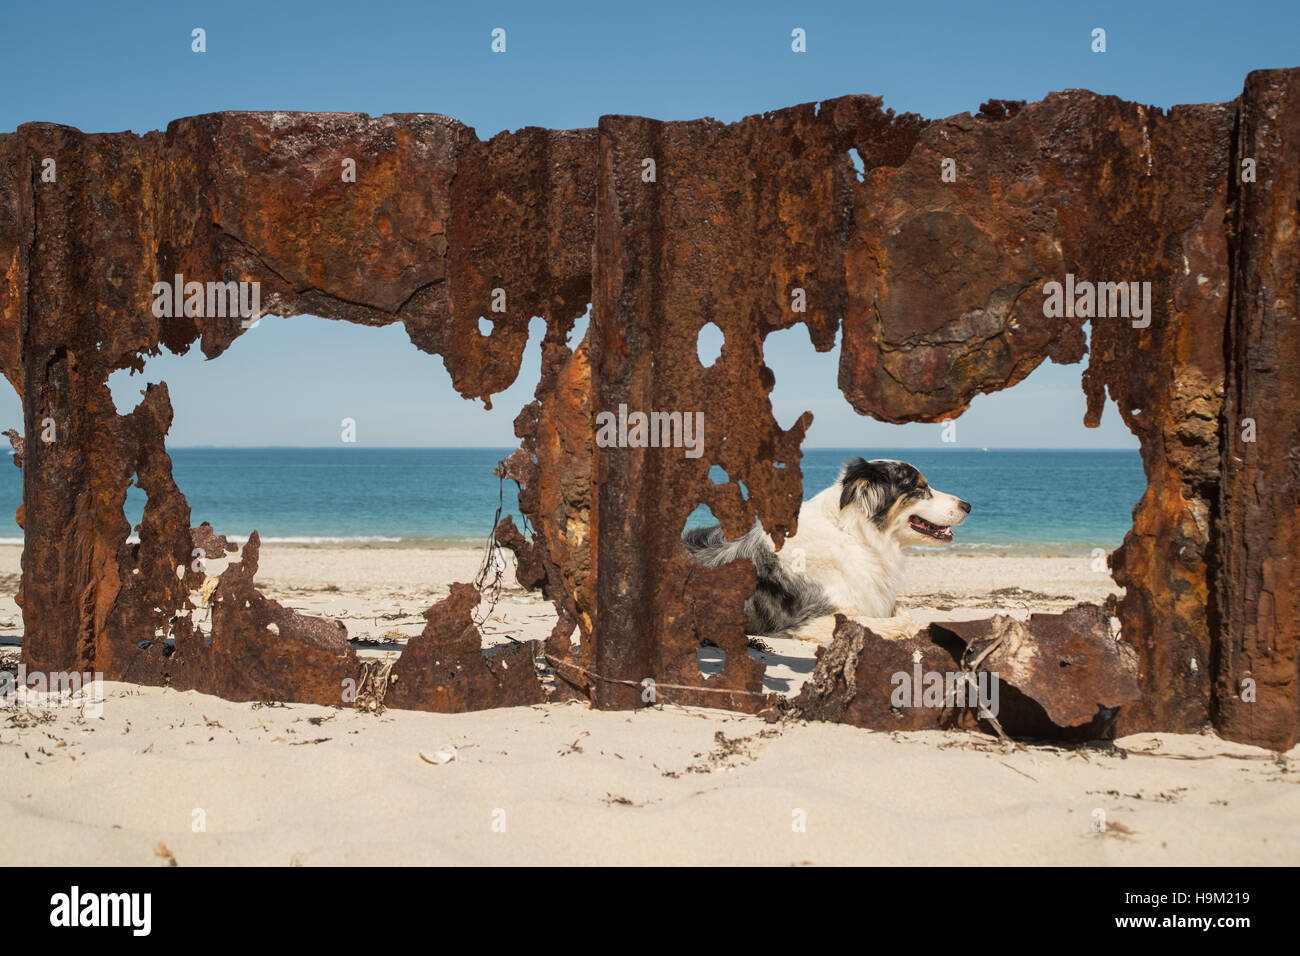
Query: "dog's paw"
790 630 835 644
862 612 920 641
788 618 838 644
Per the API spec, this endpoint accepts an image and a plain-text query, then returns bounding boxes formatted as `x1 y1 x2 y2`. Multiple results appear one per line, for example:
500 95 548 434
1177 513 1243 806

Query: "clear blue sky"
3 0 1294 448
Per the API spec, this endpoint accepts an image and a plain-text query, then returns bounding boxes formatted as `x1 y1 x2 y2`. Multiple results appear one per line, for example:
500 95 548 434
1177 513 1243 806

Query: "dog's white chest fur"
778 486 904 618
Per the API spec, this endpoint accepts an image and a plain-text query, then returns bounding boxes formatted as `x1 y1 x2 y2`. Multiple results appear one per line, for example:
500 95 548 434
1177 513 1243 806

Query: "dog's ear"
839 458 893 514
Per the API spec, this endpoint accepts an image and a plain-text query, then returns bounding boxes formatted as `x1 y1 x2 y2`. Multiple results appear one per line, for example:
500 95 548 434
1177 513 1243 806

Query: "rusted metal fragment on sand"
384 582 547 712
794 606 1140 739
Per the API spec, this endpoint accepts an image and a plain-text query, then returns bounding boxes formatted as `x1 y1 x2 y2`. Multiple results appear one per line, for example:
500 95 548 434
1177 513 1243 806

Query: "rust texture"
1215 71 1300 750
0 113 594 712
0 71 1297 745
837 93 1233 740
792 605 1142 739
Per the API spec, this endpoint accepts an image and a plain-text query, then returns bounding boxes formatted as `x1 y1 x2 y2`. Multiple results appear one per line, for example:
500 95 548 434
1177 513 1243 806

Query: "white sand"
0 686 1295 866
2 541 1296 866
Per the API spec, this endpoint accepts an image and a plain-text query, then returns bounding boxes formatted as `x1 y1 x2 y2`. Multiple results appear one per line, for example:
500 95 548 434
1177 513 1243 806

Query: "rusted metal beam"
1215 70 1300 751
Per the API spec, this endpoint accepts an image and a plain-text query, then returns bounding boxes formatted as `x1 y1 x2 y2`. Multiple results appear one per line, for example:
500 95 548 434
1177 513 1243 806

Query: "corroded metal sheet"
835 93 1234 736
793 606 1141 738
934 607 1142 735
1215 70 1300 751
0 113 591 712
384 582 546 712
583 101 923 711
0 73 1297 744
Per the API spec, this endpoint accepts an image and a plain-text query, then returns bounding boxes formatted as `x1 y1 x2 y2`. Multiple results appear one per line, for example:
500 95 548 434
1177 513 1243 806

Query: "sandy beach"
1 686 1296 866
1 542 1296 866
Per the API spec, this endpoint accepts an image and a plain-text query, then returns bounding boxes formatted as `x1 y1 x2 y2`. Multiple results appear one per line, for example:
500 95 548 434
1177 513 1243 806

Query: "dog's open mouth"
908 516 954 541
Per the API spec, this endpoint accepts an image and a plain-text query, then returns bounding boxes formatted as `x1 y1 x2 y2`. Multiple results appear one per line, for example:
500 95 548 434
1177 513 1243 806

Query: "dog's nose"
958 499 971 514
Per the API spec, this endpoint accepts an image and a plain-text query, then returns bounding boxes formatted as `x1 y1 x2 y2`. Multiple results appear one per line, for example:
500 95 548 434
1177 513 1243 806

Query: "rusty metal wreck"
0 70 1297 750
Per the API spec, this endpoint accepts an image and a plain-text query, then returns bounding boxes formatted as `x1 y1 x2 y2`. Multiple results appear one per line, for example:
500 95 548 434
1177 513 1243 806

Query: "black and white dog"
683 458 970 642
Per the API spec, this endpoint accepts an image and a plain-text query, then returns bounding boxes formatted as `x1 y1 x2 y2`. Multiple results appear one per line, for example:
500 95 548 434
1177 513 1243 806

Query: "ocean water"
0 447 1145 555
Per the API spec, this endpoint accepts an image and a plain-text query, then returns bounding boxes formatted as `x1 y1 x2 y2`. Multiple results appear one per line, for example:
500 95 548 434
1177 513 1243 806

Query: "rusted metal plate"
120 532 359 704
933 606 1141 736
584 101 924 711
0 74 1297 744
791 616 964 731
1215 70 1300 751
384 582 546 712
0 113 586 712
836 93 1234 736
793 606 1141 739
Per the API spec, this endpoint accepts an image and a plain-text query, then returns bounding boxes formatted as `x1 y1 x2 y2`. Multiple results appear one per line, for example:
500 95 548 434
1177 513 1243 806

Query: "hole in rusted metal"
848 147 866 182
567 305 591 348
696 321 724 367
697 642 726 677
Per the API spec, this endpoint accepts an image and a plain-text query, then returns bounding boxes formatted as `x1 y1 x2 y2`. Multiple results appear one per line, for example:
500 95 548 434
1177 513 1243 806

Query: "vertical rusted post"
16 124 111 676
589 116 661 708
1215 70 1300 751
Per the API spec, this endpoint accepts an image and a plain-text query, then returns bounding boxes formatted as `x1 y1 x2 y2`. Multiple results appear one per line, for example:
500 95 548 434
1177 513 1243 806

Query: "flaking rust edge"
0 72 1295 747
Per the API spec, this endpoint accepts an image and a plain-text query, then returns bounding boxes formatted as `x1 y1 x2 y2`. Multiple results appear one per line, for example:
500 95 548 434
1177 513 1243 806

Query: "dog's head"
837 458 970 545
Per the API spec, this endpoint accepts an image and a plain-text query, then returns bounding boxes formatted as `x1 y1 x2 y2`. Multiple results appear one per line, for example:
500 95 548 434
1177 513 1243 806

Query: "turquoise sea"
0 447 1145 556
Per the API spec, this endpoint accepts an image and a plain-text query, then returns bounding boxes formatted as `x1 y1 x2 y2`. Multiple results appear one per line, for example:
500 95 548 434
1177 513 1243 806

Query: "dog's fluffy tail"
681 524 739 565
682 523 833 635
